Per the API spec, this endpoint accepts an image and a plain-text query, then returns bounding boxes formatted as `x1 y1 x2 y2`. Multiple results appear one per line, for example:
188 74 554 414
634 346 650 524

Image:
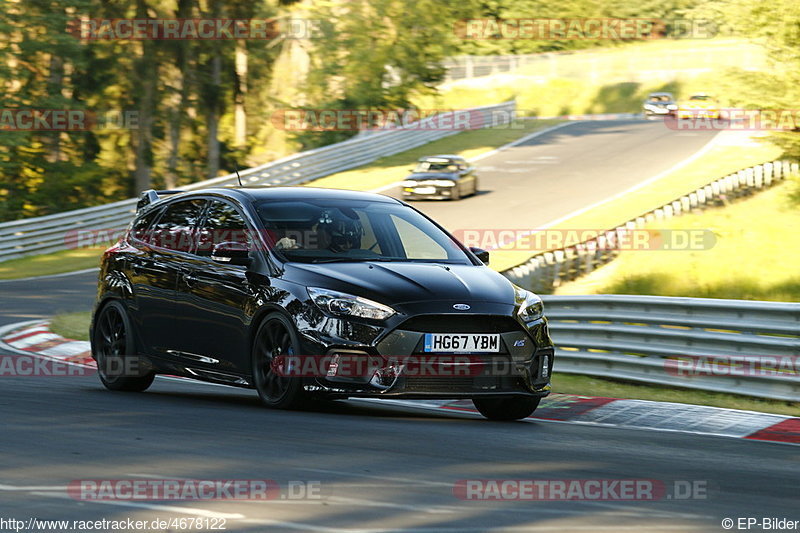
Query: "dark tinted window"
196 200 250 256
129 207 163 244
150 199 206 252
256 199 469 264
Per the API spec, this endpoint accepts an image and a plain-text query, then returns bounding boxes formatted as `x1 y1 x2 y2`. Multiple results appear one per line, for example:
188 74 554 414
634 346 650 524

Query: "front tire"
472 396 540 421
252 313 308 410
92 301 155 392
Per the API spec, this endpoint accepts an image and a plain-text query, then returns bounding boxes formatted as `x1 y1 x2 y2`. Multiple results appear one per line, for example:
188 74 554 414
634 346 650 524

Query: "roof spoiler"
136 189 184 211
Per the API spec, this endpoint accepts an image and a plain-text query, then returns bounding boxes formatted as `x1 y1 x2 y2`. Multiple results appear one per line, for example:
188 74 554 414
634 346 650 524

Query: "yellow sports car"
677 94 721 119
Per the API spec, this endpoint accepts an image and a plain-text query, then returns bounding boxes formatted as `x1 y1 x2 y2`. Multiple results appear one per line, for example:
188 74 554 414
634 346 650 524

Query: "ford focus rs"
90 187 553 420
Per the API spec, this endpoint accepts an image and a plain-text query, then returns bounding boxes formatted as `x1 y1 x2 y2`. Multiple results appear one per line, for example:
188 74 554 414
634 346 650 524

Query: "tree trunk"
132 0 157 193
45 53 64 163
165 0 194 189
234 42 247 149
206 52 221 178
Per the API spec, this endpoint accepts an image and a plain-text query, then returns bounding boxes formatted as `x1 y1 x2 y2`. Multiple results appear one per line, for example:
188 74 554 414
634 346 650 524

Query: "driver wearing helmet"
315 209 364 253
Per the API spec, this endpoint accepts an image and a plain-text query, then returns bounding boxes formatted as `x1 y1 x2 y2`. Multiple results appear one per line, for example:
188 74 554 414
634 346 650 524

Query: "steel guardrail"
542 295 800 401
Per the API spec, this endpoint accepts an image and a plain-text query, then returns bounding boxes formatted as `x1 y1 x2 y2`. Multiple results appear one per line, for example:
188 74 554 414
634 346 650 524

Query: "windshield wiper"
308 257 404 264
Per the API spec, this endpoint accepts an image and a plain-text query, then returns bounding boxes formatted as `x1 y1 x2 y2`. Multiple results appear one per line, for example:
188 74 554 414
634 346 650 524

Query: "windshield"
413 159 460 173
256 199 472 264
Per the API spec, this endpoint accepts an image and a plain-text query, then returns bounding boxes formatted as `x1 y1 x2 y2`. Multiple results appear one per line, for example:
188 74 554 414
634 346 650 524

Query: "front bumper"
402 186 457 200
297 312 554 399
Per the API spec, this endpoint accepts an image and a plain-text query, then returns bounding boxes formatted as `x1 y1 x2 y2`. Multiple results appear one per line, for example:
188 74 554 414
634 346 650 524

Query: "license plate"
423 333 500 353
414 187 435 194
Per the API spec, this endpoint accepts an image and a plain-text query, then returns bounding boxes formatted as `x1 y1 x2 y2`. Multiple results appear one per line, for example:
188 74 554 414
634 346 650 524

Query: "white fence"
543 295 800 401
0 101 515 262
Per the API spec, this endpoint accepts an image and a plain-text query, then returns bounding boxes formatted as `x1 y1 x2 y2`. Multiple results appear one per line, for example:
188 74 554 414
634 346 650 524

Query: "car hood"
284 261 516 307
405 173 457 181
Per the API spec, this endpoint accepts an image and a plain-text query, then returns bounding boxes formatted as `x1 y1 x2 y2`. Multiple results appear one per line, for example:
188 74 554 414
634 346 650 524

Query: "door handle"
183 272 198 286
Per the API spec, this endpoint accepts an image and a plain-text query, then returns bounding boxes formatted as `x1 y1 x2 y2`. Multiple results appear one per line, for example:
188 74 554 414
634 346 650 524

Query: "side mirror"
211 241 251 266
469 246 489 265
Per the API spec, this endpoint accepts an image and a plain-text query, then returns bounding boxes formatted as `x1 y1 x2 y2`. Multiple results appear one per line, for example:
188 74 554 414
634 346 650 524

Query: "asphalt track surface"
1 120 797 532
384 119 719 232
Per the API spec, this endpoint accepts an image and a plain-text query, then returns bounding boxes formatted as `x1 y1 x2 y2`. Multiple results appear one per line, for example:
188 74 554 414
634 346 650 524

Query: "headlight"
514 287 544 322
308 287 396 320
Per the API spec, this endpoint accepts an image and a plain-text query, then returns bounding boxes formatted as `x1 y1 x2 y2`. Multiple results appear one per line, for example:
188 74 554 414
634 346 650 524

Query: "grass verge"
555 176 800 301
49 310 91 341
0 248 102 280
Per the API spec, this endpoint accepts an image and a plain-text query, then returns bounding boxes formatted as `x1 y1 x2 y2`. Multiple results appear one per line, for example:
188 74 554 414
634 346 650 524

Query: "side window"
196 200 250 257
150 199 206 253
129 208 162 244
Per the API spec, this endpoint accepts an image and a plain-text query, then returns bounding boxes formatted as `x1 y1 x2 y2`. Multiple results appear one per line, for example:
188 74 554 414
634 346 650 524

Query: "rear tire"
92 301 155 392
252 313 309 410
472 396 540 421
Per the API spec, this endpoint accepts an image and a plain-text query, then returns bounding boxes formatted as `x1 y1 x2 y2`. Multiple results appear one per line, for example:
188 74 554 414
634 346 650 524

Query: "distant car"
401 155 479 201
642 92 677 118
677 94 721 119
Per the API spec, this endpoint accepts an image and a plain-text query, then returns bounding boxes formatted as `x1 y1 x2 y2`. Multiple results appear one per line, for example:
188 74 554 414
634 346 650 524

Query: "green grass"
0 248 102 280
49 310 91 341
554 373 800 417
556 177 800 301
46 309 800 416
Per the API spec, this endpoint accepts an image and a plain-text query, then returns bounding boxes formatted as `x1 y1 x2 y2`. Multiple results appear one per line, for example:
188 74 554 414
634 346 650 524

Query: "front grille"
398 315 523 333
402 375 527 393
404 377 478 392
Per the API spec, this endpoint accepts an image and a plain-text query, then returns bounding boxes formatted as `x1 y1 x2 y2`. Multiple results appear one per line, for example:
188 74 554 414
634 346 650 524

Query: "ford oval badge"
453 304 471 310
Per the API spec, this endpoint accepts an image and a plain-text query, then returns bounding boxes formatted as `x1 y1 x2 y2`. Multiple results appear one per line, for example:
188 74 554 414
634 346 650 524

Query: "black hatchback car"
91 187 553 420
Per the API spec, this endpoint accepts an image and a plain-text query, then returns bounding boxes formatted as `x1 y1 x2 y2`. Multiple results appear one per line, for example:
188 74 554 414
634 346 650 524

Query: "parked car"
401 155 479 201
677 94 721 119
90 187 554 420
642 92 678 118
